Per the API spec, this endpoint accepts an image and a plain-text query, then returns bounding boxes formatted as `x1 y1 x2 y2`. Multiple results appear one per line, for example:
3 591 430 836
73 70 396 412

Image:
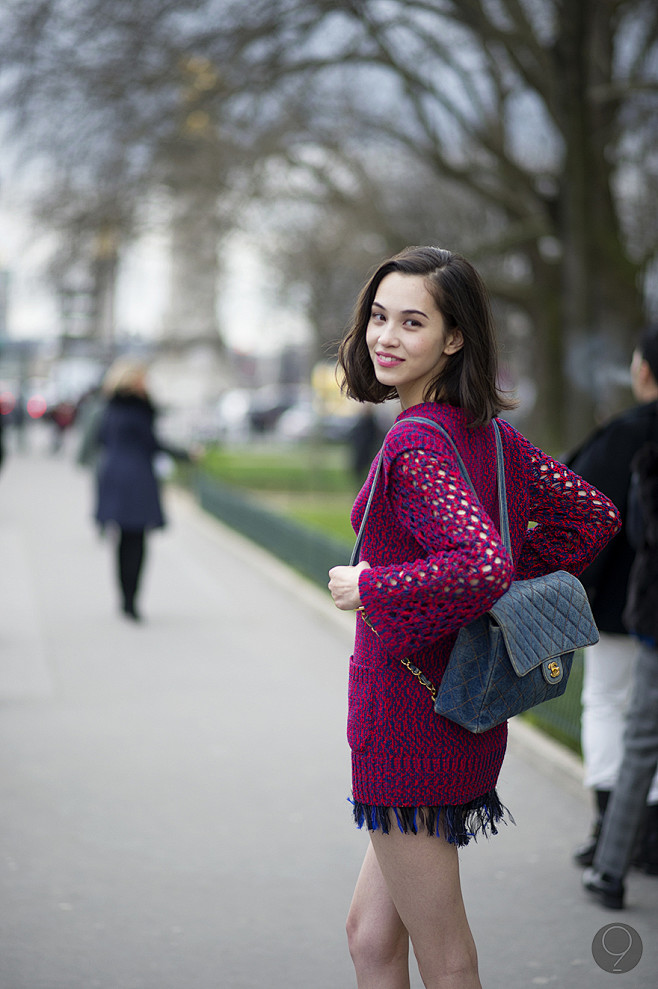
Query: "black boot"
632 804 658 875
583 868 625 909
573 789 610 867
122 600 141 622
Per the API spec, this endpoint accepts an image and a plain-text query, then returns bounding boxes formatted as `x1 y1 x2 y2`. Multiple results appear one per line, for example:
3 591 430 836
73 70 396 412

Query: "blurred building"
0 268 9 340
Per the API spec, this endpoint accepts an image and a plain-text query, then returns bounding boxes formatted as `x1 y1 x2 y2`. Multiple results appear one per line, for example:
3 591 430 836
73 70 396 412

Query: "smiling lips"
375 352 405 367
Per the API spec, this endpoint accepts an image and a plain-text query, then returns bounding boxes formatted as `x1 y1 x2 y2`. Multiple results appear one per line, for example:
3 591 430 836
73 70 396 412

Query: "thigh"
370 827 466 932
120 528 145 556
624 644 658 747
370 827 479 986
582 634 637 705
348 841 408 953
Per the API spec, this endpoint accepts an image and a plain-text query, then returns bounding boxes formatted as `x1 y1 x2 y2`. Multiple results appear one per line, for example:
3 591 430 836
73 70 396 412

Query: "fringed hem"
350 789 514 847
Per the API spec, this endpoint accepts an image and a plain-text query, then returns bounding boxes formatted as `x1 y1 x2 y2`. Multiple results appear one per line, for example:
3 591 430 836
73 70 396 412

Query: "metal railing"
193 471 353 586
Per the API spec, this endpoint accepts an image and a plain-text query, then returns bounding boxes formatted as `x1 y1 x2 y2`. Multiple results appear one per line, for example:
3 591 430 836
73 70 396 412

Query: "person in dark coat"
348 405 386 487
583 441 658 908
95 359 189 621
567 325 658 869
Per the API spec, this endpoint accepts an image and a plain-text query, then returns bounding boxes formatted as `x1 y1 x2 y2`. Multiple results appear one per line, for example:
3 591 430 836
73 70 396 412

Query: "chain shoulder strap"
358 610 438 699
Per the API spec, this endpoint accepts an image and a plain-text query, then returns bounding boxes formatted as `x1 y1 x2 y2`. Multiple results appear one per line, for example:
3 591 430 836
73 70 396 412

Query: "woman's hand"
328 561 371 611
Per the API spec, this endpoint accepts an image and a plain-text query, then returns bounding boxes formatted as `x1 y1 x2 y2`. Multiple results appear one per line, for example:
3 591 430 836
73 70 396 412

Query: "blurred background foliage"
1 0 657 452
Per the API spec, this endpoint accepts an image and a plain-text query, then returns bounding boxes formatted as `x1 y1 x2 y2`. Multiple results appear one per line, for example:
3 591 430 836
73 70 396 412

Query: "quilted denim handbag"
352 416 599 734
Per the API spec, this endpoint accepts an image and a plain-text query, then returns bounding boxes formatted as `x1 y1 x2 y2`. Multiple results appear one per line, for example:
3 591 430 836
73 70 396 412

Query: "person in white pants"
568 326 658 870
584 440 658 908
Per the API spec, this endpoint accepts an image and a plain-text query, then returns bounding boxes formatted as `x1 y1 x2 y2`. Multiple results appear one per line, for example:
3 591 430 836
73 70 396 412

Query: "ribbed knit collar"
395 401 473 427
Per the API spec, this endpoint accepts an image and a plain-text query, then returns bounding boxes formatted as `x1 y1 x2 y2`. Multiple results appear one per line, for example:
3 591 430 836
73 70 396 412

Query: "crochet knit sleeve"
357 448 514 657
514 434 621 581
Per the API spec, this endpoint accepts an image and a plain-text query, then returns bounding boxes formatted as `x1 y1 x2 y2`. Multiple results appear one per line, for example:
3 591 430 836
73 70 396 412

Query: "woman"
328 247 621 988
95 359 188 621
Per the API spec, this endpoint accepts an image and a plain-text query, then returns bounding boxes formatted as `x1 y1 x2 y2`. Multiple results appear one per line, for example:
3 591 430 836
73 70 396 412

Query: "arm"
565 423 629 593
626 472 643 551
515 435 621 581
630 443 658 548
155 436 193 461
354 448 514 657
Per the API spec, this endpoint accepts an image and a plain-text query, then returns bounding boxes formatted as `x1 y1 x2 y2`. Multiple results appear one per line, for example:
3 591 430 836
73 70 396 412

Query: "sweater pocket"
347 660 375 752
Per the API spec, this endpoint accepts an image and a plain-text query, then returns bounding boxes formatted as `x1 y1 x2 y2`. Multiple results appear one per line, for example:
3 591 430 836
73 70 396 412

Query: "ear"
633 350 651 386
443 328 464 356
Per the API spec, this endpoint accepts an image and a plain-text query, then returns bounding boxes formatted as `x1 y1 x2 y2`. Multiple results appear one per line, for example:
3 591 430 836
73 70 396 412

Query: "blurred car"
247 385 301 433
214 389 253 441
275 400 361 443
275 399 318 440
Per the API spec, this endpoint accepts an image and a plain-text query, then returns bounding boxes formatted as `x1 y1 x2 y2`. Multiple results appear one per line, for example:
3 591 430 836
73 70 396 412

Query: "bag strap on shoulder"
351 415 509 566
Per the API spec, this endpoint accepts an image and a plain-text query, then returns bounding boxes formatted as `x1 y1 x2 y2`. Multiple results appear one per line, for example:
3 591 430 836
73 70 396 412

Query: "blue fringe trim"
349 789 513 847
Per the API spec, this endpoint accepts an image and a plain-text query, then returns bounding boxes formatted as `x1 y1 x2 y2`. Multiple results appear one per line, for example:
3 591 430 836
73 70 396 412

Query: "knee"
346 905 407 973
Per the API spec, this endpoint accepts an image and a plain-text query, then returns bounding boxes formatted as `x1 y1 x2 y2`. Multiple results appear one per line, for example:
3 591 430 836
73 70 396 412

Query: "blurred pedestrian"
76 385 107 471
348 405 384 486
584 440 658 908
9 393 27 452
328 246 620 988
567 325 658 870
95 359 190 621
46 399 76 453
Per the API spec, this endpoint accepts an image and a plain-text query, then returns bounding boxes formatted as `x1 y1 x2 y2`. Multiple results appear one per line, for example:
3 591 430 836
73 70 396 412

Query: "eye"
370 310 385 322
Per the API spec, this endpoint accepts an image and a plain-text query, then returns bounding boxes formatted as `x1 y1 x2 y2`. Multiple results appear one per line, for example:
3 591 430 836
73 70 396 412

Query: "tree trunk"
163 188 223 347
554 0 644 447
522 254 566 452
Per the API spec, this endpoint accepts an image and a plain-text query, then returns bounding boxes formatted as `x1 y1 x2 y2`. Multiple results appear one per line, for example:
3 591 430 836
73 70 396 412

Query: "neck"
398 387 434 411
636 386 658 403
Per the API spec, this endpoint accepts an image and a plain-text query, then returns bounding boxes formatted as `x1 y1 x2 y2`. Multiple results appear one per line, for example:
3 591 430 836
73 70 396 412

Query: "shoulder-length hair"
337 246 516 427
102 358 148 397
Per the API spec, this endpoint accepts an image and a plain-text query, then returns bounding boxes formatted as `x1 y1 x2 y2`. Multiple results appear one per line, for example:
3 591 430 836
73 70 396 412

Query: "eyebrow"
372 301 429 318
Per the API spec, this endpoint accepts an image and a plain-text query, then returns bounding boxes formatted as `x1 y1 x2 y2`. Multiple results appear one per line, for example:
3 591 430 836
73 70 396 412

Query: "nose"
377 319 399 347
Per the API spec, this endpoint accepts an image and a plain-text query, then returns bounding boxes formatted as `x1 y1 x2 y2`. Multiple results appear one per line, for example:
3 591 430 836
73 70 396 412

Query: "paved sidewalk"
0 441 655 988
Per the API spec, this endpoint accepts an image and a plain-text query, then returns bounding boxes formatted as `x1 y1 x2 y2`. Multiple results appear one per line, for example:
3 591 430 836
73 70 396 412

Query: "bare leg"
370 828 482 989
347 842 411 989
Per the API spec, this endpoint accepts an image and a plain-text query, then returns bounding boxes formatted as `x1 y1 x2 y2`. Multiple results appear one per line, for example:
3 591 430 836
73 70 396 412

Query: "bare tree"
248 0 657 444
1 0 656 444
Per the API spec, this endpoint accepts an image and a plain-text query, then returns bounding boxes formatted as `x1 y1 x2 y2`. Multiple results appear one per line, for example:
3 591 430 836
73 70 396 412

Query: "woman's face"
365 271 462 409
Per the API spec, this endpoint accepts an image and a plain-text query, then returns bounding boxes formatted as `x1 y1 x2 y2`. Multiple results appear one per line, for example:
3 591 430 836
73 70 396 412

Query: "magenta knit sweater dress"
349 402 621 844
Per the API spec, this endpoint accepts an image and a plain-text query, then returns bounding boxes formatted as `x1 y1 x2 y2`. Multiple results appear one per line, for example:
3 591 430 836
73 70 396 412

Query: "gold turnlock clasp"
547 661 561 679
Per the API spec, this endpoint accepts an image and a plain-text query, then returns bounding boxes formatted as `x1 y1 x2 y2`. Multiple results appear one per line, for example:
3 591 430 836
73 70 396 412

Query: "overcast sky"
0 191 309 355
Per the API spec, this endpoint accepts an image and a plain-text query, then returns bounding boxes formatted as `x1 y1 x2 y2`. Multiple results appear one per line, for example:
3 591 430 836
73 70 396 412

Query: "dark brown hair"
337 246 516 426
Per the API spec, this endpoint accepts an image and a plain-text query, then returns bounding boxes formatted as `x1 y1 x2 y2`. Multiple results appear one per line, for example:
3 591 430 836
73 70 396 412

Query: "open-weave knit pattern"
348 402 621 841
